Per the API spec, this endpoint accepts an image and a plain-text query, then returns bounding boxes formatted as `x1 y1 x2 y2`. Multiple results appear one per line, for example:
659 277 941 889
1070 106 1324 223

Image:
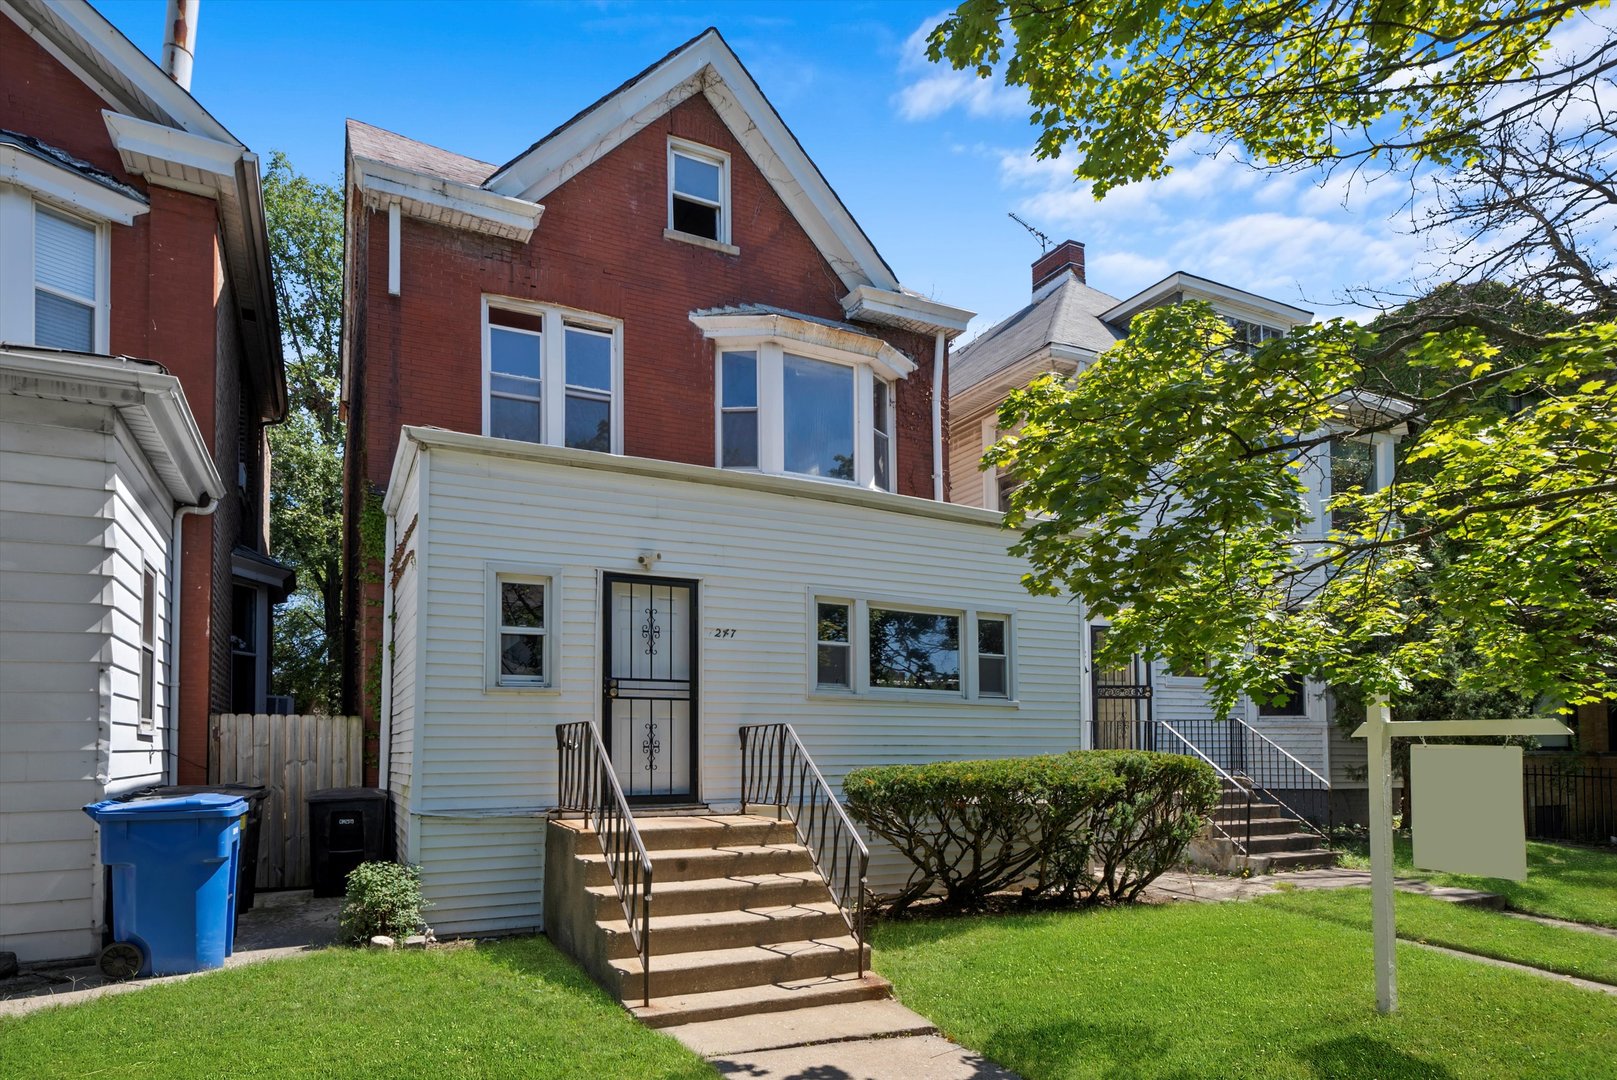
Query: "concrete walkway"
0 890 340 1018
666 999 1021 1079
1147 867 1502 906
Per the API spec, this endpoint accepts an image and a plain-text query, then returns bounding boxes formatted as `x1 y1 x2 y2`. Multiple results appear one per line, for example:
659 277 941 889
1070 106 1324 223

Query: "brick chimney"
1032 239 1085 292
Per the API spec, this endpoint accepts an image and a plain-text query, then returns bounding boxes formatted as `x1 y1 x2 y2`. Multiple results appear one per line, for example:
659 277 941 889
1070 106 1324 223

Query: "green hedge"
844 751 1220 912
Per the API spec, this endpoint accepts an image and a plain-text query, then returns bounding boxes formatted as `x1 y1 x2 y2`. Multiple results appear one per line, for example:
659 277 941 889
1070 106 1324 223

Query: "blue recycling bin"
83 792 246 977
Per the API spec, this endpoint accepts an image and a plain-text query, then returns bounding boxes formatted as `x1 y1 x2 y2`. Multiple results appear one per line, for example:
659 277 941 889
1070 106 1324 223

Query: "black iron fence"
1524 764 1617 844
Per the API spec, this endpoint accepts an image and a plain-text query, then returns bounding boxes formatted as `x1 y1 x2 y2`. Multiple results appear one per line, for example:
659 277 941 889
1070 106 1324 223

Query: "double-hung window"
816 601 852 689
34 206 100 351
494 575 549 687
668 140 728 244
977 616 1009 698
872 379 893 492
484 300 620 454
1328 436 1378 531
719 350 759 468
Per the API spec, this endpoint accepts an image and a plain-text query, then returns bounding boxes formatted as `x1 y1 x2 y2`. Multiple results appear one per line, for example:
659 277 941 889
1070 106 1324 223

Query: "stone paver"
1147 868 1500 907
0 890 339 1018
712 1033 1021 1079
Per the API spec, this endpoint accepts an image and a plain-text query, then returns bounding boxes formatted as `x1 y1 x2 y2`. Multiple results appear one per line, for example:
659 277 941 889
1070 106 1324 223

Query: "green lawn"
1331 835 1617 928
1262 886 1617 985
874 901 1617 1080
0 938 712 1080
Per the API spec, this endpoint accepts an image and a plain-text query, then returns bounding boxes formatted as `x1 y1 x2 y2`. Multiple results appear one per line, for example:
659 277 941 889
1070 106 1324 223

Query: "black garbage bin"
116 784 269 913
308 788 389 898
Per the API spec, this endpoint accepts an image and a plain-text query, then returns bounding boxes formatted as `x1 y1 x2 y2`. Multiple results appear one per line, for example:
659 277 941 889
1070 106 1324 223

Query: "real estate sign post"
1352 702 1570 1015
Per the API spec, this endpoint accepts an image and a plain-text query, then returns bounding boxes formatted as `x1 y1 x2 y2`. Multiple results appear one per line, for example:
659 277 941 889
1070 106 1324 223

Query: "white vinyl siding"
0 395 174 962
387 452 422 861
386 440 1088 919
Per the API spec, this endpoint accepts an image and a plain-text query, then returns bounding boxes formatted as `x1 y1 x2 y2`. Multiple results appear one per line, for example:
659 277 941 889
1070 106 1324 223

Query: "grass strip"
0 938 713 1080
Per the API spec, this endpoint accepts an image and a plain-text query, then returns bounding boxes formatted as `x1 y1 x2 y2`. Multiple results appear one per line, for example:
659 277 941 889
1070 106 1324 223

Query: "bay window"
696 310 913 492
483 299 621 454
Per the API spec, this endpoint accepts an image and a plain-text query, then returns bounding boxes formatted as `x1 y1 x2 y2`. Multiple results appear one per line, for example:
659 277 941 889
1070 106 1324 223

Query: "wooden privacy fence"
209 713 365 889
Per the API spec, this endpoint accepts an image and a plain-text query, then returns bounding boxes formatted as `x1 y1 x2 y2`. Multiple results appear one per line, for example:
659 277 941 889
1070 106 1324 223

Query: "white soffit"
842 285 975 339
691 310 918 380
103 110 240 198
484 30 900 296
352 155 543 242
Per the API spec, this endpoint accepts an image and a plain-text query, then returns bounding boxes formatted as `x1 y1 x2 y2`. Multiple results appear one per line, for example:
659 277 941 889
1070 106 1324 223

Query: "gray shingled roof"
0 129 147 203
346 119 496 187
949 275 1125 393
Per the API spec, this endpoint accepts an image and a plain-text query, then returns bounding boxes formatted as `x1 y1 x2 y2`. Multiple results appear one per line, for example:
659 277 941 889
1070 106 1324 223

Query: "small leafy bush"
339 861 427 943
844 751 1219 912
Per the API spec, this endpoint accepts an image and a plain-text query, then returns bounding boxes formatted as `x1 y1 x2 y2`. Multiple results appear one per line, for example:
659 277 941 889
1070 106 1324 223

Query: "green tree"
264 153 344 712
930 1 1617 719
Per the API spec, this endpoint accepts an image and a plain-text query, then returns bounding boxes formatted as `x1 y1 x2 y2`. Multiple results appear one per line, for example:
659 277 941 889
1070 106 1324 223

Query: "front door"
602 574 699 802
1091 625 1153 749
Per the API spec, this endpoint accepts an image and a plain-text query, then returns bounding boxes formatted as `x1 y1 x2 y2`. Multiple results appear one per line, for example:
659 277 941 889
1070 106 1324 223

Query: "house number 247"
711 628 738 639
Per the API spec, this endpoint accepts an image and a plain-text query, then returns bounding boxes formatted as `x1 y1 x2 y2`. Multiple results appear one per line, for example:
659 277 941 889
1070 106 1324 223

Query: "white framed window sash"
0 186 111 353
480 296 624 455
804 591 1016 703
667 137 731 244
713 339 895 490
484 562 563 692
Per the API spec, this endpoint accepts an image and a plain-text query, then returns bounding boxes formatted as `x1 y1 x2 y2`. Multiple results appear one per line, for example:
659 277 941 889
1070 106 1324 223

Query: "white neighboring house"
948 244 1401 821
0 345 222 963
379 428 1092 935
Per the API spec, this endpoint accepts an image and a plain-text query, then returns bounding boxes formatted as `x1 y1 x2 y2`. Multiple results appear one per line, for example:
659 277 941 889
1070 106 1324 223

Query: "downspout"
168 495 218 785
377 510 396 802
932 330 946 502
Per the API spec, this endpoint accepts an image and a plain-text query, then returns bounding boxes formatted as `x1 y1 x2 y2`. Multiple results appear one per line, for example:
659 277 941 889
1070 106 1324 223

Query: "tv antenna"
1008 212 1052 253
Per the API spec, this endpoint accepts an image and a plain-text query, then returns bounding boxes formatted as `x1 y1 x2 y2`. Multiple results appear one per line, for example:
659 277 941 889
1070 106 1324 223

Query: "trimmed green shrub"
844 751 1220 912
338 861 428 943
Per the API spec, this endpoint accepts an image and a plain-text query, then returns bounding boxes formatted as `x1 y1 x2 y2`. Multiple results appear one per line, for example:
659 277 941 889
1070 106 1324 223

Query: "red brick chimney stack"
1032 239 1085 292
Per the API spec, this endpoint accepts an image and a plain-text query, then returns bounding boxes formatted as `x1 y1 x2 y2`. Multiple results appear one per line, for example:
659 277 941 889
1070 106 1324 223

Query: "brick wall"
3 19 242 782
343 91 951 738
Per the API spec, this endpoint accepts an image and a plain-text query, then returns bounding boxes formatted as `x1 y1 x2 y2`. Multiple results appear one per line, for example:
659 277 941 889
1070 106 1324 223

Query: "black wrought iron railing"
739 723 869 976
1092 716 1331 852
555 721 653 1006
1524 764 1616 843
1159 717 1331 839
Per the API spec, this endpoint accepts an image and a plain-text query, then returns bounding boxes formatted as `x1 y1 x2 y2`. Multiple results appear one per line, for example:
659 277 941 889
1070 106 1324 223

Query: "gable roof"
950 274 1125 396
3 0 285 420
484 28 899 296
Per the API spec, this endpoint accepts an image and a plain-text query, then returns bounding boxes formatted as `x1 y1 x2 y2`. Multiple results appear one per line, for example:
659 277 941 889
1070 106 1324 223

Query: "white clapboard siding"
946 405 993 508
210 714 365 888
388 451 422 862
0 397 177 963
388 436 1089 930
415 815 545 935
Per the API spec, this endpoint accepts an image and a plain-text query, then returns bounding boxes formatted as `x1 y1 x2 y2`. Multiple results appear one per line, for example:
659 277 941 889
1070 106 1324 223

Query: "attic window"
668 139 728 244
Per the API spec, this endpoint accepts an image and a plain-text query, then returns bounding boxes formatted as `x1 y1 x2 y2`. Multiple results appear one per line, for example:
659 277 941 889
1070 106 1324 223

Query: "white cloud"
892 13 1026 121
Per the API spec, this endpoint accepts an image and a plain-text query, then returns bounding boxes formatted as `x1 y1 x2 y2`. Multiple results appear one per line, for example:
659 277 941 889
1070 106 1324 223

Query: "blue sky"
97 0 1432 337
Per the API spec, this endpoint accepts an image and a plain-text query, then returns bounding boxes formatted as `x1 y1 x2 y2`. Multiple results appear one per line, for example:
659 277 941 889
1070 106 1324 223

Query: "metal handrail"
555 721 653 1006
1164 717 1331 842
1103 718 1255 855
739 723 870 977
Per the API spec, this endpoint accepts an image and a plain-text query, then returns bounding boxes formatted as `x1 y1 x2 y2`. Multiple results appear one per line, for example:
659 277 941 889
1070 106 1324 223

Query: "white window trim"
484 563 562 693
804 591 1018 705
667 137 731 247
481 296 624 455
712 341 897 491
0 186 112 353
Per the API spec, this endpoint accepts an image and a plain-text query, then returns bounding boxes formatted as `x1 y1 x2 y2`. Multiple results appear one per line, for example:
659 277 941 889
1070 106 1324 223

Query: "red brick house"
0 0 286 960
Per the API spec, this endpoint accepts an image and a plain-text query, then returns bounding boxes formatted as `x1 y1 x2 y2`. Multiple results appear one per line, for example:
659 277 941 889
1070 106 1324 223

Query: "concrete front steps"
546 814 887 1028
1191 787 1339 874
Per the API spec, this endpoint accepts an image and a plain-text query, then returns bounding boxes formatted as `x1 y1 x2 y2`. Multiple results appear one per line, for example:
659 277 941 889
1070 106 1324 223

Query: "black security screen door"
602 574 699 802
1091 625 1153 749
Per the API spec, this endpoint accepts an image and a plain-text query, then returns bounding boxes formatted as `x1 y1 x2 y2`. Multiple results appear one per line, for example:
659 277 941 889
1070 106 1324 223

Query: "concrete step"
577 843 812 887
596 901 853 959
662 998 937 1056
1240 832 1329 855
630 972 893 1028
610 935 869 999
586 870 829 919
628 815 798 852
1208 816 1313 837
1266 849 1340 870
